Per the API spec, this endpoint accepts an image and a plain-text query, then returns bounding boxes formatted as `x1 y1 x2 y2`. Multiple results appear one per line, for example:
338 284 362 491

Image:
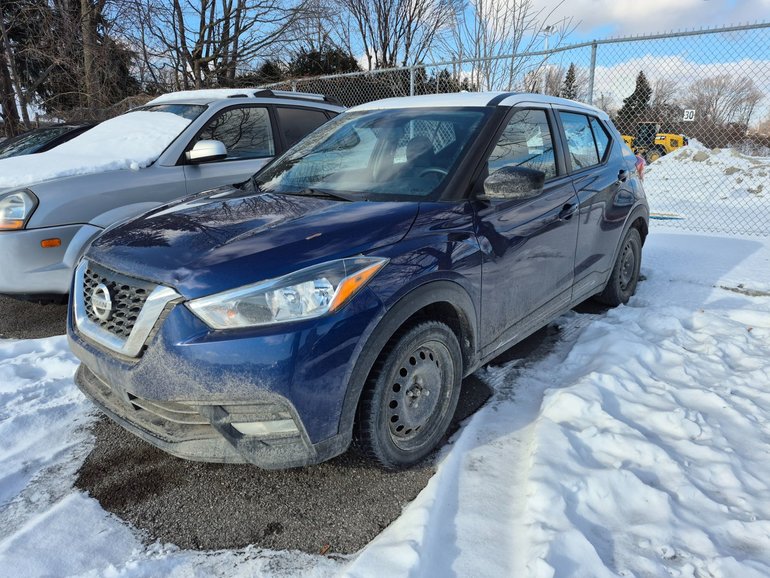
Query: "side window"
560 112 599 169
589 117 611 161
276 107 330 149
197 106 274 160
488 108 557 179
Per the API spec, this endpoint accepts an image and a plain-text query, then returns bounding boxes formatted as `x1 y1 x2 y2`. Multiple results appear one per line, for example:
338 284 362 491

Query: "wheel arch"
337 280 478 442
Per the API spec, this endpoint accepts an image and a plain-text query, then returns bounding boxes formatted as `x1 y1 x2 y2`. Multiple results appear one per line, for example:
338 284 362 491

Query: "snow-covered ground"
2 229 770 577
644 140 770 235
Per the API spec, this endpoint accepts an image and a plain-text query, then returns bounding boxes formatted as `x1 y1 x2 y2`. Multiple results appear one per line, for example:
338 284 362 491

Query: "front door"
183 105 275 194
475 107 579 356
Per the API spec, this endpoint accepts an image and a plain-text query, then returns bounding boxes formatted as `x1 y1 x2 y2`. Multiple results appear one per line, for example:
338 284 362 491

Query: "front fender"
336 279 479 441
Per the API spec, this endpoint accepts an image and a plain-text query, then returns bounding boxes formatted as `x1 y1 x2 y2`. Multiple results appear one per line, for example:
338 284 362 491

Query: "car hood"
87 188 419 299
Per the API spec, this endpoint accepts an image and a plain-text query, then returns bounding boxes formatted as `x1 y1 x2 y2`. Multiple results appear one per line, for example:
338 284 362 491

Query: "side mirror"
480 165 545 201
186 140 227 163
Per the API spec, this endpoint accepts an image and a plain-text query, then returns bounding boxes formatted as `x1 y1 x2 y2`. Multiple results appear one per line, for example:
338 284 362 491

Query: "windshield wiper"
284 188 357 202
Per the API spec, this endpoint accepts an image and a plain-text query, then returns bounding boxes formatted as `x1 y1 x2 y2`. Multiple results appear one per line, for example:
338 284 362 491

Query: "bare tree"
687 74 763 126
337 0 459 69
447 0 574 91
135 0 307 89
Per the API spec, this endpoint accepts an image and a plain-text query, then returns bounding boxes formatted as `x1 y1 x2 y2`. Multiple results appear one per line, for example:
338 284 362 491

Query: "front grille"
82 263 156 339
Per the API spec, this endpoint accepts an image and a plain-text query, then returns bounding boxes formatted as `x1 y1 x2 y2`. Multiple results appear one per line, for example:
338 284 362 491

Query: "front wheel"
595 228 642 306
645 147 665 163
356 321 462 469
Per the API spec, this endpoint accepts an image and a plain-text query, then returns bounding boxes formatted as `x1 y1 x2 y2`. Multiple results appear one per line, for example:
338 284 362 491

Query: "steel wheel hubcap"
387 341 448 443
619 241 636 290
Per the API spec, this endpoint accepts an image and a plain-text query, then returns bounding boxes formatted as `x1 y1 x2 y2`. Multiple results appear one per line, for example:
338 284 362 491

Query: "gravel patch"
0 295 67 339
75 372 494 555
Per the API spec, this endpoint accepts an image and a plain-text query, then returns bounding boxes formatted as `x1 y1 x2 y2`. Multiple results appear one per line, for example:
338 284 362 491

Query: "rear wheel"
595 228 642 306
356 321 462 469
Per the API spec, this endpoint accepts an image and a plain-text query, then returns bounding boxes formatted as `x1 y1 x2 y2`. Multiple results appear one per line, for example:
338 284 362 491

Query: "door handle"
559 203 577 220
618 169 629 182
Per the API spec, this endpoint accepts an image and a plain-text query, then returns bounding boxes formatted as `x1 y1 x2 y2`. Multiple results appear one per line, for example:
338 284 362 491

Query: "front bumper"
68 279 385 468
0 224 102 295
75 363 324 468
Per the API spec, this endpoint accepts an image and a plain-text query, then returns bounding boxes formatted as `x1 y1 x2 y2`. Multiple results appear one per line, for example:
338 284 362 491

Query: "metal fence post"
410 66 415 96
587 41 597 105
291 80 297 92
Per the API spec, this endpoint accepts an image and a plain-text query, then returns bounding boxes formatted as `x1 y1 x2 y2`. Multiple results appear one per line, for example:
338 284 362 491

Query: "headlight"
188 256 388 329
0 189 38 231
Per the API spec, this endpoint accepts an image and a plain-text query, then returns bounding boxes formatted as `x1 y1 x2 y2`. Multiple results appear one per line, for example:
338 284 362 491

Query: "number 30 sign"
683 109 696 121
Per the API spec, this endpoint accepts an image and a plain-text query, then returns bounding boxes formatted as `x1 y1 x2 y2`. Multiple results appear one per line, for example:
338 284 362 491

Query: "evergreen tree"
237 60 286 86
288 45 361 77
560 63 578 100
616 71 652 134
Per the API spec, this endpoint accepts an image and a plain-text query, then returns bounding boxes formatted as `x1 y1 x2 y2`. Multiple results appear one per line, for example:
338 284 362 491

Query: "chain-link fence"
265 23 770 236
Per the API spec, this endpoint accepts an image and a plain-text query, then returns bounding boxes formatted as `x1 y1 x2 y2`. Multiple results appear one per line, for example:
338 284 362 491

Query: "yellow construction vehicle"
622 122 688 162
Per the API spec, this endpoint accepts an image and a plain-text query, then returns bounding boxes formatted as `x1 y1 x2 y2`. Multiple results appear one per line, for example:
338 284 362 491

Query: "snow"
0 111 191 190
644 140 770 235
2 231 770 577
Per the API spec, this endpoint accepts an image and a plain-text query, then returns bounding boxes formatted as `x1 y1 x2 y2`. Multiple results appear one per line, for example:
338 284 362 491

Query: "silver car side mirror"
186 140 228 163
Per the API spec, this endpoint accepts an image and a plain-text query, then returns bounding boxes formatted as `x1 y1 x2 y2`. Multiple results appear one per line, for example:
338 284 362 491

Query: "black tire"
595 228 642 306
356 321 463 470
645 147 665 163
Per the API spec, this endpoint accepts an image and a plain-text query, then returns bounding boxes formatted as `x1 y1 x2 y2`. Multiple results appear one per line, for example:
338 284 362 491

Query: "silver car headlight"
0 189 38 231
187 256 388 329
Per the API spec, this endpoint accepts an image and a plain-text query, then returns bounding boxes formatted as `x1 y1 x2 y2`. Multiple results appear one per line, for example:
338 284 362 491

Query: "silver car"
0 89 343 300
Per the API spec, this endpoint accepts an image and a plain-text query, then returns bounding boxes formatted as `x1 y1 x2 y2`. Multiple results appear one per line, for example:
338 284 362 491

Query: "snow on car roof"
0 110 192 190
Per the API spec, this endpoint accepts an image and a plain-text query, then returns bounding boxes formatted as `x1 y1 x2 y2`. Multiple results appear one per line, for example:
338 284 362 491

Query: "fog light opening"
231 419 298 436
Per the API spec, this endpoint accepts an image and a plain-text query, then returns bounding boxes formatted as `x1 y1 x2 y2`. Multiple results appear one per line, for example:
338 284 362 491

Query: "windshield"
256 108 488 201
0 126 75 159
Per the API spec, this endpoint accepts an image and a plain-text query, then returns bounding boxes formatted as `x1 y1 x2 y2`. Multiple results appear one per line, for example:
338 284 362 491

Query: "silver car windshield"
256 108 488 201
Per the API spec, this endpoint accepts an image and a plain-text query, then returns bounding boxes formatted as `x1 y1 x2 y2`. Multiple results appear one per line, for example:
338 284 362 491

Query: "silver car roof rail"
243 89 341 105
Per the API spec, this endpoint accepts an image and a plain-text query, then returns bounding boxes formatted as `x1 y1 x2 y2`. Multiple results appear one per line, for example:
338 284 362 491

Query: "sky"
523 1 770 124
541 0 770 39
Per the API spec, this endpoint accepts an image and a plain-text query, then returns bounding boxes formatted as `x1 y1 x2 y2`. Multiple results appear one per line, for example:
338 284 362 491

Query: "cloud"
536 0 770 36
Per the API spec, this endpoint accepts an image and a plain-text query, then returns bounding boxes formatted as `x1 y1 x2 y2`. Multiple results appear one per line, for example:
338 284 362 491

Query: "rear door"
556 110 633 301
274 106 335 150
474 107 579 355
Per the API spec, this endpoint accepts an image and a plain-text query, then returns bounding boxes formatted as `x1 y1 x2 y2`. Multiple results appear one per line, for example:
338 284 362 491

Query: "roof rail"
251 89 341 105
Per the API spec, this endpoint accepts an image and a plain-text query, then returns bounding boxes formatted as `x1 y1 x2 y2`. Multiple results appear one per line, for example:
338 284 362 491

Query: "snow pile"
350 232 770 577
2 233 770 577
0 111 191 190
644 140 770 234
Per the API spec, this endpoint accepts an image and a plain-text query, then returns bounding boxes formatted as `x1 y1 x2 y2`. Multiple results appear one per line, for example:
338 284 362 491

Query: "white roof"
148 88 263 105
350 92 608 118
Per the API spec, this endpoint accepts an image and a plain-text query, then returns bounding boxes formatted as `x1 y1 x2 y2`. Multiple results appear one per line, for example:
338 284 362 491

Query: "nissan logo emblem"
91 283 113 321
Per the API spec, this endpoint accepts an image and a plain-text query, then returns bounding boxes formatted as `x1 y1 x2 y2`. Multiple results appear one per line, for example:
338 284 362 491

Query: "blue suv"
68 93 648 470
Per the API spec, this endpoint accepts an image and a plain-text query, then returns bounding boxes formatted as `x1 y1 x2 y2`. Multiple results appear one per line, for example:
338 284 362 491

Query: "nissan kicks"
68 92 648 470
